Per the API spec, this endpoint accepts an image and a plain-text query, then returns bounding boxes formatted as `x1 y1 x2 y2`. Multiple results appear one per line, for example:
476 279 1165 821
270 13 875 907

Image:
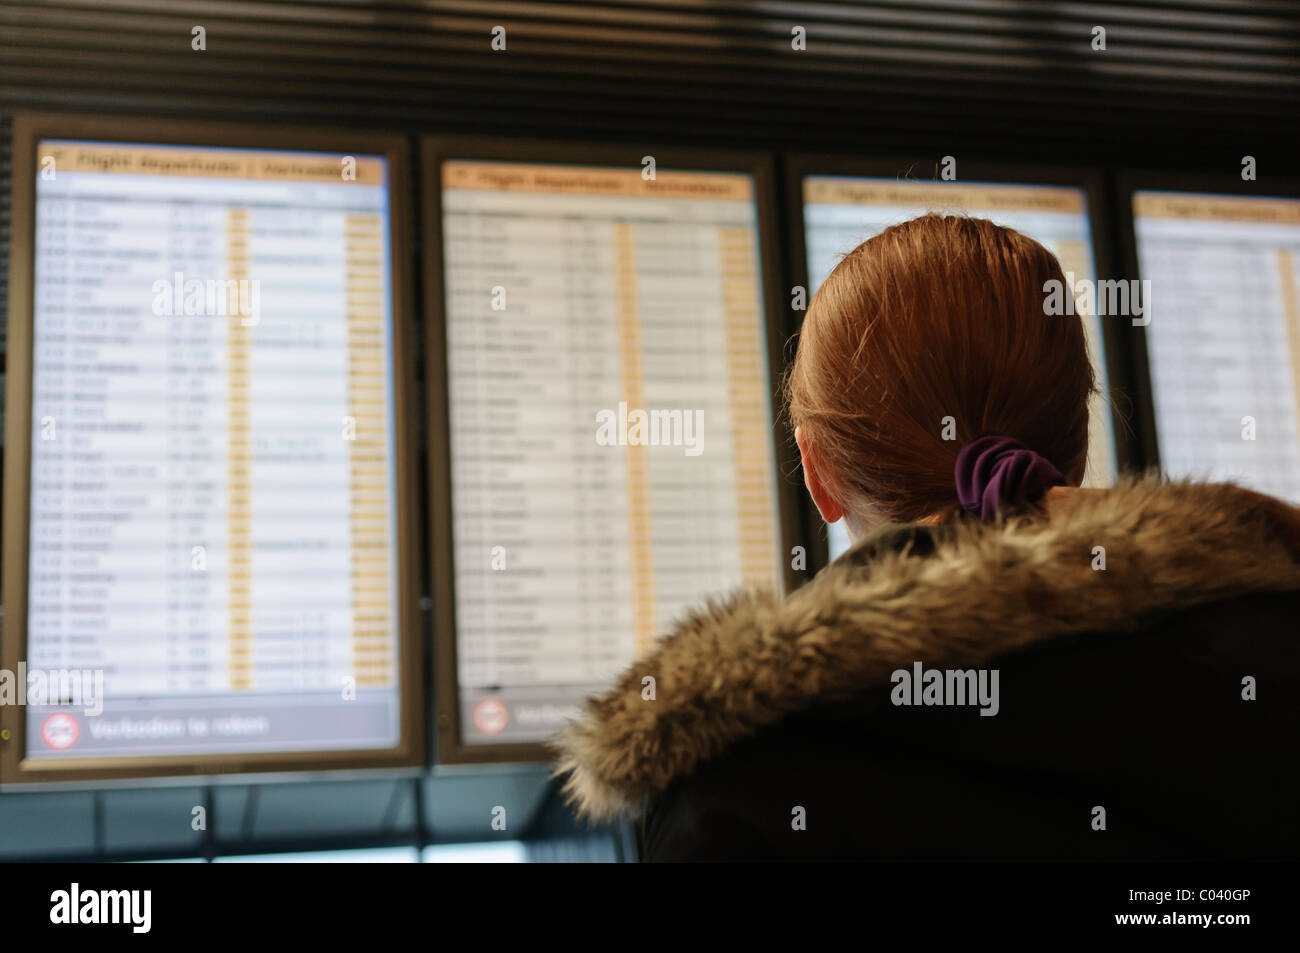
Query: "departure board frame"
784 154 1134 572
1 113 425 783
1115 170 1300 472
421 135 804 764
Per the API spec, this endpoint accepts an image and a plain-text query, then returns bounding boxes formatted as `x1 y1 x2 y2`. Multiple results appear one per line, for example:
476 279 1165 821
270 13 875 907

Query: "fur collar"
549 478 1300 822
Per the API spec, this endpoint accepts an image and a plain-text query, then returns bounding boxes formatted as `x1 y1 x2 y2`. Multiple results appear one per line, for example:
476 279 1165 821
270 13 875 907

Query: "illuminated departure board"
1134 190 1300 502
435 155 785 748
2 123 419 779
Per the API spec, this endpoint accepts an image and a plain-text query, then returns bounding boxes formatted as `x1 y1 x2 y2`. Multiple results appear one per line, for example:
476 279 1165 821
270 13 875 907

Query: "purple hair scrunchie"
954 434 1066 521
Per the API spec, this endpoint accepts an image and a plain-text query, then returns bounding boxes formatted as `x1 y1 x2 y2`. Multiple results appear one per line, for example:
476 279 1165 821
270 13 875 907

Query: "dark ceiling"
1 0 1297 163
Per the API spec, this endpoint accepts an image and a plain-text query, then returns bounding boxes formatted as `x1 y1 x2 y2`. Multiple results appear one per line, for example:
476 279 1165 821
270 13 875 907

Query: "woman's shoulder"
550 477 1300 833
636 583 1300 861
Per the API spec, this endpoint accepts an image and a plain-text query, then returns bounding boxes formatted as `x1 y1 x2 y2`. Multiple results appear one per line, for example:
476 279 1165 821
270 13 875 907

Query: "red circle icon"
41 712 80 750
472 698 509 736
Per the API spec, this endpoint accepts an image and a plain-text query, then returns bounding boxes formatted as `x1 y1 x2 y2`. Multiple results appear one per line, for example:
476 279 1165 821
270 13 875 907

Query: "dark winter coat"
551 478 1300 861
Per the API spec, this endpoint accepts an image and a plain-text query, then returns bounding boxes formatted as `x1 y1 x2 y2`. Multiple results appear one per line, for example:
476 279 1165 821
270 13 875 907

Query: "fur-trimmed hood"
550 478 1300 822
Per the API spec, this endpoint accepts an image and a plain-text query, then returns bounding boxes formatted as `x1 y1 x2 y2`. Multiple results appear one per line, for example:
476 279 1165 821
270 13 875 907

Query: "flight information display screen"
439 158 784 746
801 176 1117 559
14 137 407 765
1133 190 1300 502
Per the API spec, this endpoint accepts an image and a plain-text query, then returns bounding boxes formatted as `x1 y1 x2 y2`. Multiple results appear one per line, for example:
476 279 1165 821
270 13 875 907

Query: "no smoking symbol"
41 712 80 750
472 698 509 736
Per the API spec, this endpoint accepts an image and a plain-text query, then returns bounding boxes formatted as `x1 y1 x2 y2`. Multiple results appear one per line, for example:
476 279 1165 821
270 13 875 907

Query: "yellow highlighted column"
1278 251 1300 440
614 225 658 655
227 208 253 690
346 213 394 687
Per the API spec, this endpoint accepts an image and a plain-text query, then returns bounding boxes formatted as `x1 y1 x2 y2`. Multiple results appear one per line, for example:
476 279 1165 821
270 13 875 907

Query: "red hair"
785 213 1095 526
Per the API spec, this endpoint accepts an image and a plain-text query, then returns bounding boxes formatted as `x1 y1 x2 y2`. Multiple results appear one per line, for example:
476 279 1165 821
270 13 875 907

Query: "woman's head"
786 213 1095 537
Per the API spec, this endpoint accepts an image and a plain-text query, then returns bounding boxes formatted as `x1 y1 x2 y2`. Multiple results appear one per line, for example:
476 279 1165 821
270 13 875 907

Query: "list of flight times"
1135 191 1300 503
442 160 784 744
24 140 403 759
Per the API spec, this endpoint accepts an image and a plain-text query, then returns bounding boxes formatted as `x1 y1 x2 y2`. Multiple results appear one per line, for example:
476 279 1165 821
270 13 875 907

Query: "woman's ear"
795 426 845 524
